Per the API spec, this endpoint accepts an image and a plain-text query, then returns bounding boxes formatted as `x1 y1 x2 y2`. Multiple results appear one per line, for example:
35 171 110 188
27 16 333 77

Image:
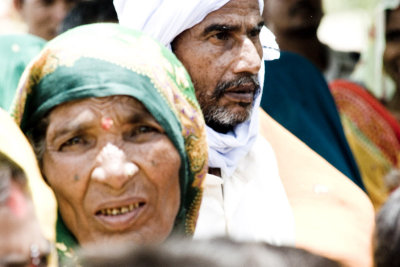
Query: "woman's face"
42 95 181 246
384 6 400 90
0 162 50 266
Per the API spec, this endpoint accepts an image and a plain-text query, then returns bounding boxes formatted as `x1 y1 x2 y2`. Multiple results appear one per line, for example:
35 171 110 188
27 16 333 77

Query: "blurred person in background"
12 0 77 40
0 34 46 111
59 0 118 34
263 0 359 82
0 108 57 267
383 3 400 122
352 0 400 123
75 238 340 267
375 186 400 267
0 0 25 34
328 0 400 209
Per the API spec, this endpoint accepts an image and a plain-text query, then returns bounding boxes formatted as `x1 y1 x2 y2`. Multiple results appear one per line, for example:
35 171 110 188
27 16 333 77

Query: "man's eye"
249 29 261 38
213 32 230 41
59 136 86 151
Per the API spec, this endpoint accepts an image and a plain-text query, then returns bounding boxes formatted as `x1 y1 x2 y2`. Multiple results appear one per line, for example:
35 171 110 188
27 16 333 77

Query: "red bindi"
101 117 114 130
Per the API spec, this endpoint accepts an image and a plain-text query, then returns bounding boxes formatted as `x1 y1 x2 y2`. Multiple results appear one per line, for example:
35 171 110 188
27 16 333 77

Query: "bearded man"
114 1 374 266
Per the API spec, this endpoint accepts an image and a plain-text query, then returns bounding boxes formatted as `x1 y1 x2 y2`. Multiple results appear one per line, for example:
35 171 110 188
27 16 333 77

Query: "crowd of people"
0 0 399 266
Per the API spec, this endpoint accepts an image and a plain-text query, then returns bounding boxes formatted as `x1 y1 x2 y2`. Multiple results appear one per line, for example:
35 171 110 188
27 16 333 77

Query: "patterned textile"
10 23 207 260
0 34 45 111
330 79 400 209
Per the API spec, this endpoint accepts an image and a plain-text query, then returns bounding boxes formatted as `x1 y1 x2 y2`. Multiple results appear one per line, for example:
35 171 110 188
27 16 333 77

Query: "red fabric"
330 79 400 165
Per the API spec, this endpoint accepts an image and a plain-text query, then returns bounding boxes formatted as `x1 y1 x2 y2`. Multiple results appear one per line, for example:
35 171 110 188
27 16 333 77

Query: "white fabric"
114 0 280 176
194 135 295 246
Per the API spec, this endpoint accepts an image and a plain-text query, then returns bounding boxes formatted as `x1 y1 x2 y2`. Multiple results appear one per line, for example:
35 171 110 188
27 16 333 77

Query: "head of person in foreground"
10 23 207 258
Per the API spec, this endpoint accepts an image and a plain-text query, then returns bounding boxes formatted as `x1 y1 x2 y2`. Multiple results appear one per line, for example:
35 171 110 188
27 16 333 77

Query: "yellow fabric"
341 115 390 210
0 108 56 242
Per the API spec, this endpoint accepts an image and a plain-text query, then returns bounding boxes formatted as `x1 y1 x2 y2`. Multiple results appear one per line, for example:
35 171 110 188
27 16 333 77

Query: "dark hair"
25 115 49 169
375 187 400 267
74 238 341 267
59 0 118 34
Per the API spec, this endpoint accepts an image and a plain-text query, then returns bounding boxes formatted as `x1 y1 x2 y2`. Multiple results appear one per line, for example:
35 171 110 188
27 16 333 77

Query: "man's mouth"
223 84 256 103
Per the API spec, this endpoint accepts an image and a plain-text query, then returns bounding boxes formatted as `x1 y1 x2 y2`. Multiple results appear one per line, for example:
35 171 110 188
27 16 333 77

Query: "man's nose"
91 143 139 190
232 38 262 75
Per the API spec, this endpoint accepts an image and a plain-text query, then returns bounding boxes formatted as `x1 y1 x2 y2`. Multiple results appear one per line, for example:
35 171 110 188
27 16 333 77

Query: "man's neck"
207 121 233 134
208 167 222 177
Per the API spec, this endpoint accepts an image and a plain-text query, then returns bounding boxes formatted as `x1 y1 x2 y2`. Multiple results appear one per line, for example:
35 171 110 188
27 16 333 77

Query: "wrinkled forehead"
47 96 154 126
185 0 263 35
202 0 262 25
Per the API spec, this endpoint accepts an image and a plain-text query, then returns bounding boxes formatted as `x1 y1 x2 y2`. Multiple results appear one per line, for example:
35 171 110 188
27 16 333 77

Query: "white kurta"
194 135 295 246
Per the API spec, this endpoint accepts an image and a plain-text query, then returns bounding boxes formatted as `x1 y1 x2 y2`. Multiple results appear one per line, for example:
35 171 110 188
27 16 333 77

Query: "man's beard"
198 75 260 133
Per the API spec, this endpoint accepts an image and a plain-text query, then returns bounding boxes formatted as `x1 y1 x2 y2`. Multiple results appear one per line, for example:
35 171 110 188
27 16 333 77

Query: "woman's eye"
59 136 86 151
135 126 157 135
126 125 159 140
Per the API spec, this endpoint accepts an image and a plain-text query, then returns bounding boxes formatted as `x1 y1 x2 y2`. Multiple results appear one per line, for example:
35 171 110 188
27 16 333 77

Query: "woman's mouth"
96 203 143 216
94 200 146 231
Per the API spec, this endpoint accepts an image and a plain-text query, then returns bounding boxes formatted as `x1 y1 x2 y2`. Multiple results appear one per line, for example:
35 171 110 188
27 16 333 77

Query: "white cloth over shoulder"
114 0 280 176
194 135 295 245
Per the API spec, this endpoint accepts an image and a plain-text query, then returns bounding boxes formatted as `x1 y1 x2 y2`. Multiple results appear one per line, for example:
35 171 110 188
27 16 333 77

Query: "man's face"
0 161 50 266
42 96 181 246
263 0 322 35
15 0 76 40
384 6 400 90
172 0 263 133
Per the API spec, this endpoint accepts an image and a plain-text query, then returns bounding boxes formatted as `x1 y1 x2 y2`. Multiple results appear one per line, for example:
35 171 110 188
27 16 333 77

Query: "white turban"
114 0 280 176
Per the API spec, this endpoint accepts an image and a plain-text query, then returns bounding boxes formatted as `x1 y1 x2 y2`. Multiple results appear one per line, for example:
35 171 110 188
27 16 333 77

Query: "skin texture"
42 96 181 247
0 162 50 266
172 0 263 133
384 6 400 121
263 0 327 71
13 0 76 40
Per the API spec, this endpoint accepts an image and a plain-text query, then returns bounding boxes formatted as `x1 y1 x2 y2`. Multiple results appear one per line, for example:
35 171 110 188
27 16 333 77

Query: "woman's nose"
91 143 139 190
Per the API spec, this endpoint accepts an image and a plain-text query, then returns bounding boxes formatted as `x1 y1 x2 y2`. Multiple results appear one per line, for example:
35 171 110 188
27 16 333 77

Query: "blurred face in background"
0 157 50 267
263 0 323 35
13 0 77 40
384 6 400 90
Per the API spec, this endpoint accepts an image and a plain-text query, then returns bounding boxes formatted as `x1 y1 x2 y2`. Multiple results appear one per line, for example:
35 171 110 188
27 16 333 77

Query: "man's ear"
13 0 23 11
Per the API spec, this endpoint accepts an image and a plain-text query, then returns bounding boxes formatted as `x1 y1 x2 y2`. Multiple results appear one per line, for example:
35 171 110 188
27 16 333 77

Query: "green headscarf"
0 34 46 111
10 23 207 260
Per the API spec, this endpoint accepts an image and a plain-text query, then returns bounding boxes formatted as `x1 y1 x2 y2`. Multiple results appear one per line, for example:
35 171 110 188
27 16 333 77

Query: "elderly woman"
0 108 56 266
10 23 207 261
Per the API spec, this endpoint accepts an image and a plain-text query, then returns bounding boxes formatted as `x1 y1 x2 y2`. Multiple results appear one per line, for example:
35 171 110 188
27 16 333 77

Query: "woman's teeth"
99 203 140 216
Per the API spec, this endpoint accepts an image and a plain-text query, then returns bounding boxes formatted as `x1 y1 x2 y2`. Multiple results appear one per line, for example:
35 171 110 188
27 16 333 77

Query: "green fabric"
11 23 207 262
0 34 45 111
